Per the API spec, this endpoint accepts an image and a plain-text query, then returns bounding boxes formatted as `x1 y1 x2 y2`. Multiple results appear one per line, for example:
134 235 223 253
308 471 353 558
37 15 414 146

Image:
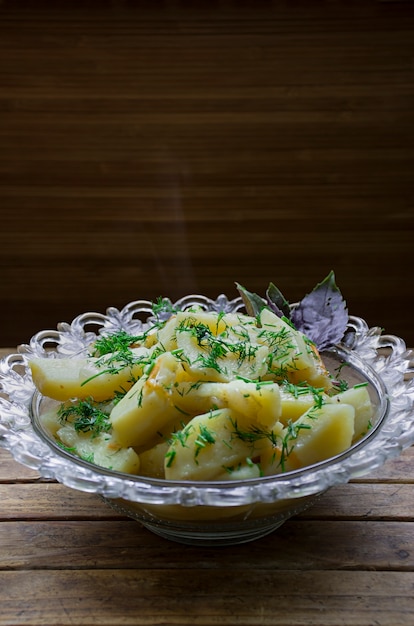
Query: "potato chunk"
110 351 186 448
261 402 355 474
165 378 281 430
258 308 332 390
57 425 140 474
174 310 269 382
139 441 169 478
328 384 374 442
29 347 150 402
164 408 260 481
279 386 322 425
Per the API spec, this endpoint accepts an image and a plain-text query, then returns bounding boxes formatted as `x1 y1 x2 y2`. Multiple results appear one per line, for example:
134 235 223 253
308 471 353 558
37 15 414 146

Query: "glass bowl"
1 294 413 546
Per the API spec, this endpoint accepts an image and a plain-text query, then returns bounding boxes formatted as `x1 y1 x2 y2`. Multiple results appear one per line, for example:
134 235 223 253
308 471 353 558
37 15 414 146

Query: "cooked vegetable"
29 278 374 479
30 346 152 402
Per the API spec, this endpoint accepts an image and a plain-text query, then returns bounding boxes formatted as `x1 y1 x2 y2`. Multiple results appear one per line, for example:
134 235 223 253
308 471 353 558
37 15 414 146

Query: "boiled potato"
279 386 322 425
164 408 260 481
57 424 140 474
165 378 282 430
110 351 186 448
258 308 332 390
153 313 179 352
215 460 262 481
261 402 355 474
216 379 281 428
32 305 374 481
328 384 373 442
29 346 151 402
296 341 333 390
173 310 269 382
139 441 169 478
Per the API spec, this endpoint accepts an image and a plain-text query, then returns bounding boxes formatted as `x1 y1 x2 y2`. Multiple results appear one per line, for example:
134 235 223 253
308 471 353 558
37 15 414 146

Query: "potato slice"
261 402 355 474
57 424 140 474
175 311 268 383
258 308 312 373
328 384 374 442
215 379 281 428
215 460 262 481
279 387 319 425
165 378 281 432
153 314 179 352
29 347 151 402
164 408 258 481
139 441 169 478
110 351 187 448
296 341 333 390
258 308 332 390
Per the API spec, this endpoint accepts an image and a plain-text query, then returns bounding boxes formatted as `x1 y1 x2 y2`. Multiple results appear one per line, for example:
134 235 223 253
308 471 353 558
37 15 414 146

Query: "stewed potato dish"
29 305 373 480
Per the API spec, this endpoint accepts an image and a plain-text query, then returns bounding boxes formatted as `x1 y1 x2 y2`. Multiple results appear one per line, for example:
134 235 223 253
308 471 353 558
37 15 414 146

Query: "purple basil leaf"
235 282 265 319
291 271 348 350
266 282 291 319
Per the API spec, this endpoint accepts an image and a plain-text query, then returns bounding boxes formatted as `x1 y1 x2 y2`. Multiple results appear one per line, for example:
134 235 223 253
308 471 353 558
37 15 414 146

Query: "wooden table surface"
1 345 414 626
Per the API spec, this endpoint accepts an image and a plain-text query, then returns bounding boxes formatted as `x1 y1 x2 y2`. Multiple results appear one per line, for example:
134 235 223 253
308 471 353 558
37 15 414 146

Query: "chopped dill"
333 378 349 393
91 330 142 357
81 346 151 387
58 399 111 438
165 449 176 468
164 427 191 467
194 424 216 459
230 417 312 472
173 404 192 417
56 441 77 454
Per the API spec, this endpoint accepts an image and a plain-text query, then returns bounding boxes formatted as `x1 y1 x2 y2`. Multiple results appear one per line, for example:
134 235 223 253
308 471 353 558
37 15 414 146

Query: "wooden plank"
1 519 414 572
0 446 42 482
0 484 122 519
302 484 414 520
0 189 412 220
0 0 412 21
0 569 413 626
0 348 15 358
1 481 414 521
0 454 41 482
1 83 414 114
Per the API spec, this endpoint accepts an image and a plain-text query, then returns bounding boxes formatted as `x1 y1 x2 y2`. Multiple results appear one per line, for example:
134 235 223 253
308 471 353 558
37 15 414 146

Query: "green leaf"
235 282 266 319
266 282 291 318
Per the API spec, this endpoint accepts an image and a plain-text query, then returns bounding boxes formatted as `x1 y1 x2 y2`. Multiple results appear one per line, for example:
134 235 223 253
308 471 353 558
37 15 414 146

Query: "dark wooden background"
1 0 413 348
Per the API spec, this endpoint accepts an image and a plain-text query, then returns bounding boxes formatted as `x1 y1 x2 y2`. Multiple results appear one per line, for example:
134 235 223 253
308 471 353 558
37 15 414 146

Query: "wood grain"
0 0 413 349
0 570 413 626
1 480 413 522
2 515 414 570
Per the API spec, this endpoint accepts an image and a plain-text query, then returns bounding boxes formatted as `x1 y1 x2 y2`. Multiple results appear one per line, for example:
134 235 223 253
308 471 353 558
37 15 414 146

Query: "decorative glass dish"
0 294 413 546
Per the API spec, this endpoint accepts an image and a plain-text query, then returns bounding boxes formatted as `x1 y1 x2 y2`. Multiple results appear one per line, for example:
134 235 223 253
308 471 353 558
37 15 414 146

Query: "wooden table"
1 347 414 625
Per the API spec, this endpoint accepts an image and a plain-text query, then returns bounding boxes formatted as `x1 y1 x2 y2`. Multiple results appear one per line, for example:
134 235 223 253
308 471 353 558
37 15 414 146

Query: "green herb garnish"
91 330 142 357
58 399 111 438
